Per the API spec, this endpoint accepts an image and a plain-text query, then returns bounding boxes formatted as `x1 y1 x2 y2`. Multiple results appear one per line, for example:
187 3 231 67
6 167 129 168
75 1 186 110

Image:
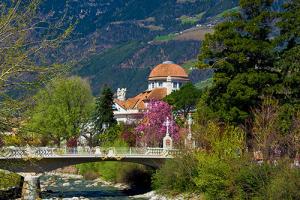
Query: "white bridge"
0 146 180 199
0 146 180 173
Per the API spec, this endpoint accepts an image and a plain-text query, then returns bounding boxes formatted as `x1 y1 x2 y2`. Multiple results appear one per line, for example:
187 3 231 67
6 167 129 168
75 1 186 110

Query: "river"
40 173 148 200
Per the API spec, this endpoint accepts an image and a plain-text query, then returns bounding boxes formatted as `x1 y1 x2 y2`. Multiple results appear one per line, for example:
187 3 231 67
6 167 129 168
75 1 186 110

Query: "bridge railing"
0 146 181 158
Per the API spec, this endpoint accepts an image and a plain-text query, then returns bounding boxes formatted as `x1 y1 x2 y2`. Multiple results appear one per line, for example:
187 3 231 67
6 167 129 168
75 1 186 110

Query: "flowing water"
40 174 148 200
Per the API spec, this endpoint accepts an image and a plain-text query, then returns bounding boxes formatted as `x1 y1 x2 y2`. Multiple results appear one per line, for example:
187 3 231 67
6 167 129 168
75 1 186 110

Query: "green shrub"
235 162 274 199
97 125 123 146
194 153 237 200
77 162 119 182
77 162 151 184
266 165 300 200
152 152 198 193
152 150 300 200
2 135 22 146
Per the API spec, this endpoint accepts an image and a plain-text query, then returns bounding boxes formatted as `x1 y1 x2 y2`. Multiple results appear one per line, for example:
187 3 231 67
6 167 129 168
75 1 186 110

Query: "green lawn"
179 12 206 25
154 33 176 42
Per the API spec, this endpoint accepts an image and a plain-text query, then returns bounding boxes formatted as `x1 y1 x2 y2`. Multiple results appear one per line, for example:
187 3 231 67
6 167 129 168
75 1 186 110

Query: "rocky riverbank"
131 191 203 200
41 172 129 190
1 171 188 200
40 173 145 200
40 172 194 200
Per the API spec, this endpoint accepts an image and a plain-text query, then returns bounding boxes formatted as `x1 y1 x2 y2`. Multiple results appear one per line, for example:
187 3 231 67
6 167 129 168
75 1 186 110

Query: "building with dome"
113 61 189 124
148 61 189 92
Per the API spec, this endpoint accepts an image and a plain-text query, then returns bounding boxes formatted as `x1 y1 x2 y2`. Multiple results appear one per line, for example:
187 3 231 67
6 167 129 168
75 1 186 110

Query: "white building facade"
114 61 189 124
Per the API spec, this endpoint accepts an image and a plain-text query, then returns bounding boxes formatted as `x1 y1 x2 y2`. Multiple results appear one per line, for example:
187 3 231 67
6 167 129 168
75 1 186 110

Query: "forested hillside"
35 0 284 96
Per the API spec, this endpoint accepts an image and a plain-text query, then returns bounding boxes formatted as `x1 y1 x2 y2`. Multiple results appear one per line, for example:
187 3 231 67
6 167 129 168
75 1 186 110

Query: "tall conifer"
94 86 116 133
276 0 300 105
198 0 279 124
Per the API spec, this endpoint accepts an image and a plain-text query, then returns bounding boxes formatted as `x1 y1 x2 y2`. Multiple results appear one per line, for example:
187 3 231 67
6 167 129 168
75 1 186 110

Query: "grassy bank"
76 162 153 190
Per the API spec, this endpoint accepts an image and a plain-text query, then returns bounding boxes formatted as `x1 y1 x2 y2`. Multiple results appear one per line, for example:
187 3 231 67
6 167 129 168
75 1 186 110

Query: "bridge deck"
0 147 180 159
0 147 180 172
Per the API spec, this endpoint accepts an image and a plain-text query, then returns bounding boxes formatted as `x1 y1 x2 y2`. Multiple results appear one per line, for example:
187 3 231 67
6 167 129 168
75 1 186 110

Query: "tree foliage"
135 100 179 147
152 152 198 193
198 0 300 126
93 85 116 133
250 98 300 159
198 0 280 124
0 0 73 132
266 164 300 199
164 82 201 118
194 153 236 200
25 77 94 146
154 1 300 198
275 0 300 105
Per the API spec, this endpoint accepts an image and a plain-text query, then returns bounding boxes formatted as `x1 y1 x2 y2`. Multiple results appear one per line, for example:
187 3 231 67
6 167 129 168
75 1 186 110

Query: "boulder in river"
62 182 70 187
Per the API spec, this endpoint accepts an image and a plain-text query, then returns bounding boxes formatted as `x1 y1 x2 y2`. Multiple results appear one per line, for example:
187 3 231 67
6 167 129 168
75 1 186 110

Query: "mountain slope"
35 0 284 96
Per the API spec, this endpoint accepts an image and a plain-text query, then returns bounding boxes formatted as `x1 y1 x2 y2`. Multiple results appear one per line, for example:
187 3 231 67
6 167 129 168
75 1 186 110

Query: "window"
173 82 180 89
159 82 162 87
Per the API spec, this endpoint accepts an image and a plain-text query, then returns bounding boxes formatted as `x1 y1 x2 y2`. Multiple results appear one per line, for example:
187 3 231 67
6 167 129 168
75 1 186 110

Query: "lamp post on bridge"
163 117 173 150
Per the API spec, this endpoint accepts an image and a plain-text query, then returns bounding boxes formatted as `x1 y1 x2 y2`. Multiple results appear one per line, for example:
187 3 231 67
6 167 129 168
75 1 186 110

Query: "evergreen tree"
198 0 280 124
94 86 116 133
164 82 201 118
275 0 300 105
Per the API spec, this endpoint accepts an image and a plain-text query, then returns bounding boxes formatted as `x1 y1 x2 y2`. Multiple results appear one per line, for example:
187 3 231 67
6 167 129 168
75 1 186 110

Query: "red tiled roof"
114 88 167 110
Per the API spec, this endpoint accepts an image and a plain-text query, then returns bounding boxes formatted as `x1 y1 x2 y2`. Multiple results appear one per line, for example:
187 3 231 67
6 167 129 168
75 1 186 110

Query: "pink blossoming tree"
135 100 179 147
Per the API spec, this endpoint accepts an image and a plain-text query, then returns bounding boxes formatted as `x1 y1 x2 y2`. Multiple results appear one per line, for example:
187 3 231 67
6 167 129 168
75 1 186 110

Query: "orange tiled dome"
148 61 189 81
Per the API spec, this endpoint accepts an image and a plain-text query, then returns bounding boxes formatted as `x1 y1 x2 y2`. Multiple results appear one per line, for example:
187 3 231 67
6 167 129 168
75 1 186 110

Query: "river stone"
74 180 82 184
62 182 70 187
